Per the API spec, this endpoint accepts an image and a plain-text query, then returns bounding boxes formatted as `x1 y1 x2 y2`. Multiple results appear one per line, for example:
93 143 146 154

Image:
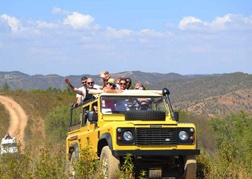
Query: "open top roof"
89 89 164 97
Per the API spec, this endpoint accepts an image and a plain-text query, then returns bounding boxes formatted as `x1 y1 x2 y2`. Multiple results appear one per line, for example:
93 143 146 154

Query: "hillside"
0 91 74 144
0 71 252 116
0 72 251 178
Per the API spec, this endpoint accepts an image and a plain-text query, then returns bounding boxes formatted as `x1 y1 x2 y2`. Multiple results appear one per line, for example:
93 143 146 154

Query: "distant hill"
0 71 252 116
0 70 213 91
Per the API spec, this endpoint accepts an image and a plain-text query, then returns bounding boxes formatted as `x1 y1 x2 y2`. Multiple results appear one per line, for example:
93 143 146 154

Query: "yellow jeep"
66 88 200 179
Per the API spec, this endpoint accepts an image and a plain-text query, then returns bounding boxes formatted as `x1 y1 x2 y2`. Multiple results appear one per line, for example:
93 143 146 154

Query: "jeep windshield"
100 96 168 114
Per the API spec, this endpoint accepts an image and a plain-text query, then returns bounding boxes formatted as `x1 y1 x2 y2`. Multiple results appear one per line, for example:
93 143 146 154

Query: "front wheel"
177 155 197 179
100 146 120 179
184 155 197 179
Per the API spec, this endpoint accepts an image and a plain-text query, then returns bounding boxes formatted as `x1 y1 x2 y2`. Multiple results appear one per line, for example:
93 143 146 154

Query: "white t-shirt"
93 84 100 90
115 84 120 90
76 86 86 100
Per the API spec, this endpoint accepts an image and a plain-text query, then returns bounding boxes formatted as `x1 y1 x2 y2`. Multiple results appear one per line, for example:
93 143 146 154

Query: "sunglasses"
87 82 94 85
82 81 86 84
106 83 114 86
120 83 126 86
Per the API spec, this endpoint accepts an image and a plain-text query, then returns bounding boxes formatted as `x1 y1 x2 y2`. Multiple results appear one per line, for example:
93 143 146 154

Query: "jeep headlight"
179 131 189 141
123 131 133 141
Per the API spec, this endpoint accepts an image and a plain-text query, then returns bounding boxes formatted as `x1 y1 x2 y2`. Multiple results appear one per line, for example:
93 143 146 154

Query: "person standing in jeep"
64 78 87 101
75 76 87 105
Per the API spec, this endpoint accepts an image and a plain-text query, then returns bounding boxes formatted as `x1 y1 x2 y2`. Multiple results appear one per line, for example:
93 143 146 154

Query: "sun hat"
107 78 115 85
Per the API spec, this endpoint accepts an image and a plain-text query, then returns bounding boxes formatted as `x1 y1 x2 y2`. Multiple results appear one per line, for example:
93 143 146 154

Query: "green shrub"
44 105 70 143
0 143 67 179
33 144 67 179
208 111 252 178
196 148 211 179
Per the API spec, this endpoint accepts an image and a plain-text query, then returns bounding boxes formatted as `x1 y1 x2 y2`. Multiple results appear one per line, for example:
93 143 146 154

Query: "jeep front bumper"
112 149 200 157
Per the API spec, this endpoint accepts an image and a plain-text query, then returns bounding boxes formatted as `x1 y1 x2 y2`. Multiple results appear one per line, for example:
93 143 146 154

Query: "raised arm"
64 78 86 96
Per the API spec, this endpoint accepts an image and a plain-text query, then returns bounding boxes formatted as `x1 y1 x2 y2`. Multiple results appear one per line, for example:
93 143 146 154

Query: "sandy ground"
0 95 28 148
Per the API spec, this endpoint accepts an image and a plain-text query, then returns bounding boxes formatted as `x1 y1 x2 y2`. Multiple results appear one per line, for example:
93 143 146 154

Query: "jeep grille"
136 128 177 145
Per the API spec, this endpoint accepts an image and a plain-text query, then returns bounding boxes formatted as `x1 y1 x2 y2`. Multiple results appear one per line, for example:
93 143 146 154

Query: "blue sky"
0 0 251 76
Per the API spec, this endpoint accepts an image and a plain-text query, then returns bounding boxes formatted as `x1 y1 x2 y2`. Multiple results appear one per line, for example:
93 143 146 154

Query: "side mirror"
173 112 179 121
88 111 98 123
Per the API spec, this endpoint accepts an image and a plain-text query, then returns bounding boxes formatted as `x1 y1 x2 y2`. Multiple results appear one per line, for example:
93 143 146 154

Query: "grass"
1 90 252 178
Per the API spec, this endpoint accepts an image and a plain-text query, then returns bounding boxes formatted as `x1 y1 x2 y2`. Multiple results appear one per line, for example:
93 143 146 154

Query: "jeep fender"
98 133 113 157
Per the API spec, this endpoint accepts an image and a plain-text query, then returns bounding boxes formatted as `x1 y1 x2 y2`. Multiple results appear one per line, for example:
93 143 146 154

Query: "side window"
91 102 98 113
90 102 98 123
71 106 82 126
81 106 90 126
70 105 84 131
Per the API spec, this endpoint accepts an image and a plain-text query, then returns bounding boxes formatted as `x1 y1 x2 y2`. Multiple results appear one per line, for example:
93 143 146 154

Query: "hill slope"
0 71 251 116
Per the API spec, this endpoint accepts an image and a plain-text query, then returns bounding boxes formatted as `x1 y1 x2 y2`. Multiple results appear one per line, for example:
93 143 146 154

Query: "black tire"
67 149 78 179
184 155 197 179
100 146 120 179
177 155 197 179
125 111 165 120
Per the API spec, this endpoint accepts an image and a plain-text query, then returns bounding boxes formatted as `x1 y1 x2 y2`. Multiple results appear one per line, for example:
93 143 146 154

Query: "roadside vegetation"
0 89 251 178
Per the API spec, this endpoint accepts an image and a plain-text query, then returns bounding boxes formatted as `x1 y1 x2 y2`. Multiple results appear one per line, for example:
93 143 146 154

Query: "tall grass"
1 90 252 178
0 143 67 179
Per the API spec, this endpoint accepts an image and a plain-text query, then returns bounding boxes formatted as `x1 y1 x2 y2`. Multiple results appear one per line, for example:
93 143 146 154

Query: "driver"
139 100 151 110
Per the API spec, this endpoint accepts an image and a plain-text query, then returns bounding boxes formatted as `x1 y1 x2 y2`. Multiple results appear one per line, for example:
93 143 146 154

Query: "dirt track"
0 96 28 148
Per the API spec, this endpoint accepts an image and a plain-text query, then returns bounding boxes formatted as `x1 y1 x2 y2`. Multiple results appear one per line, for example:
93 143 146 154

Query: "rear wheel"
67 150 78 178
100 146 120 179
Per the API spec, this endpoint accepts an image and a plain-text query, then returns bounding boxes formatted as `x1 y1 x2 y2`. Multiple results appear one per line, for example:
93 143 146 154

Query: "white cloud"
179 14 252 31
214 14 232 24
52 7 70 15
0 14 23 32
35 21 58 29
139 29 165 37
211 14 252 30
179 16 205 30
63 12 96 30
0 9 251 75
105 27 132 38
210 14 232 30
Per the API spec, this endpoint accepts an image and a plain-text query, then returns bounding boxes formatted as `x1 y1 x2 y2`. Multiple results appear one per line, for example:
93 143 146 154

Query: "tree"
210 111 252 177
1 82 10 91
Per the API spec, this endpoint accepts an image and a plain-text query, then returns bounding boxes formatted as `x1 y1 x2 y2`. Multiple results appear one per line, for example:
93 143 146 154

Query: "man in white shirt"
86 78 100 90
64 78 87 104
76 76 88 104
76 77 100 104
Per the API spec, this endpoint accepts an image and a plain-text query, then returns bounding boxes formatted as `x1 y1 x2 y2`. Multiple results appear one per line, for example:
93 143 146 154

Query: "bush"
208 111 252 178
0 143 67 179
44 106 70 143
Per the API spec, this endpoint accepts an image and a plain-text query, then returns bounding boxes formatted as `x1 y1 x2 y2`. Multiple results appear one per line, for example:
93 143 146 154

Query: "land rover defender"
66 88 200 178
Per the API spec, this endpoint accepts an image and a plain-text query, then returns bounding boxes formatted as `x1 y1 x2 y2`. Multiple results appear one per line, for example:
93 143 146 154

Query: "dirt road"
0 95 28 148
